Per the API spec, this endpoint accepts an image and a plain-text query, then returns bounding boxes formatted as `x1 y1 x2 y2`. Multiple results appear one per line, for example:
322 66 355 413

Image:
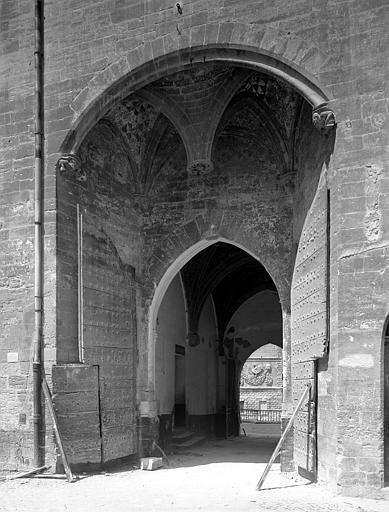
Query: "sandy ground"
1 424 388 512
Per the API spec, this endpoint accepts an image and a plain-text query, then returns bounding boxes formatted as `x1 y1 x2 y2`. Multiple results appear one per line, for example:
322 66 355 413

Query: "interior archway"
153 241 282 446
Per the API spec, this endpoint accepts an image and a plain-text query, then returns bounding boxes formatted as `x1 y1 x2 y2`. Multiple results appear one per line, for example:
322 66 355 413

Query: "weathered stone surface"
52 365 101 465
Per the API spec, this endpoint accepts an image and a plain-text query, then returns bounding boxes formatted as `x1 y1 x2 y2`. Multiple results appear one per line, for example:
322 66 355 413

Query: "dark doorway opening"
174 345 186 428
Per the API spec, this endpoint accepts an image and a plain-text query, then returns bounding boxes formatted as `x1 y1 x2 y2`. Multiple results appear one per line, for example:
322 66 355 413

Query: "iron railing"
241 408 281 423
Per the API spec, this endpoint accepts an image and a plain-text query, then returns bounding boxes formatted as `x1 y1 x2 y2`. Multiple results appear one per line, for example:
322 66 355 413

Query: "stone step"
172 429 195 441
170 434 206 451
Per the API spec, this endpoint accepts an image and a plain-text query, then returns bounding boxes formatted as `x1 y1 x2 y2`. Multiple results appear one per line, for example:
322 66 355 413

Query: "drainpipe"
33 0 44 468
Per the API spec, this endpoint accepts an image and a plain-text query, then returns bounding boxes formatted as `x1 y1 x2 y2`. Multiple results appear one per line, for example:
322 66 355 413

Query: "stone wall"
240 389 283 411
55 120 140 465
0 0 39 472
130 68 301 420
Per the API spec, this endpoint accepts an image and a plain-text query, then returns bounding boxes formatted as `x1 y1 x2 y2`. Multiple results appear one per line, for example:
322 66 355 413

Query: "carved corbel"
186 332 200 347
312 106 336 134
187 159 214 176
56 153 86 182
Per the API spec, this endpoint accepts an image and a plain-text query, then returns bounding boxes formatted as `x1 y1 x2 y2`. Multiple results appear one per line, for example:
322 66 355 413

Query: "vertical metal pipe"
33 0 44 468
77 204 84 362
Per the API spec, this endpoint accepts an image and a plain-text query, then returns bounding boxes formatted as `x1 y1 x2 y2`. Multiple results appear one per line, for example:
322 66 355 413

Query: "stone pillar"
331 151 387 495
280 417 294 472
139 401 159 457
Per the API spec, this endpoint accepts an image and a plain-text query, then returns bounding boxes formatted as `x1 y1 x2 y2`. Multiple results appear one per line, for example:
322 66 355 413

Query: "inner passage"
155 242 283 449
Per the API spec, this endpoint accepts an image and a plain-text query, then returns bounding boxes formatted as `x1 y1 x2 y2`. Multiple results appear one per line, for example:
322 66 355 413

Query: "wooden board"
52 364 101 464
292 362 317 478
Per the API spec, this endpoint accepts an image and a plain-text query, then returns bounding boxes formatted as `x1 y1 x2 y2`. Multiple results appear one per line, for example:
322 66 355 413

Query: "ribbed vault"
180 242 277 348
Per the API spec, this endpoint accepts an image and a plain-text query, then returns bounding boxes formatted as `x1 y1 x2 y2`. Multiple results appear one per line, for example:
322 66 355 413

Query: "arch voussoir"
231 22 255 45
190 24 206 47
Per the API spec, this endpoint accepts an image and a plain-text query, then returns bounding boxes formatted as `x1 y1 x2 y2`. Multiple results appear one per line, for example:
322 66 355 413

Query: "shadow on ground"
165 435 280 469
93 422 283 474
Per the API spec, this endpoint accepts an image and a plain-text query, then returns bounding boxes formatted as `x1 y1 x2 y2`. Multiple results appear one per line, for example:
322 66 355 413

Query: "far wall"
224 290 282 364
155 274 186 416
186 294 218 417
240 344 283 412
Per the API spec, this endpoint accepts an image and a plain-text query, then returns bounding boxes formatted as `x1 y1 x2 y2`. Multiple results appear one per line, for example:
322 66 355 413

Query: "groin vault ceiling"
83 63 305 199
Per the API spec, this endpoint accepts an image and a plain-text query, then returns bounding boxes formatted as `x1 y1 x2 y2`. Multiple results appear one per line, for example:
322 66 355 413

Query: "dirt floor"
1 424 388 512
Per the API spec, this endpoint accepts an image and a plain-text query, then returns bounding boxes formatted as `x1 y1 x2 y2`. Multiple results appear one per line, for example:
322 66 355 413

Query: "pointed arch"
146 237 283 398
60 40 333 156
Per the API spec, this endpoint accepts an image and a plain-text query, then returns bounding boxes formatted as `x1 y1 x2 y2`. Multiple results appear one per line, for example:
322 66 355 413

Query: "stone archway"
59 37 333 159
53 49 335 470
147 240 284 448
146 237 284 403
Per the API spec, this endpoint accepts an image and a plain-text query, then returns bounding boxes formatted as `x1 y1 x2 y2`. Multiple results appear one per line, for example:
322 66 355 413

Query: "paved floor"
1 425 388 512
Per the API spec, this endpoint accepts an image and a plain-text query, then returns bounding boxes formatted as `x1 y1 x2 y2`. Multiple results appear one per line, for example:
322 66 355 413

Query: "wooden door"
82 212 137 462
291 172 329 480
384 335 389 484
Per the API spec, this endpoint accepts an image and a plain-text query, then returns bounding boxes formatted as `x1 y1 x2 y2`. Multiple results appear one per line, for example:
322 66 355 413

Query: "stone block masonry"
241 389 283 411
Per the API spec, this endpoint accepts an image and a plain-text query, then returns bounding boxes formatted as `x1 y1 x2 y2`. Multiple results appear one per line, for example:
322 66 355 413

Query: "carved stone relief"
241 362 273 387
